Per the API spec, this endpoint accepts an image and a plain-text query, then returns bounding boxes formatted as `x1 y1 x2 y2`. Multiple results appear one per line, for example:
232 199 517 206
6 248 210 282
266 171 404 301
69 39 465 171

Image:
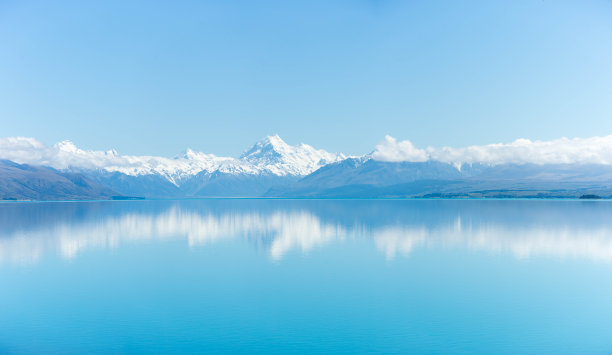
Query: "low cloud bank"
0 137 264 180
373 135 612 166
0 137 125 170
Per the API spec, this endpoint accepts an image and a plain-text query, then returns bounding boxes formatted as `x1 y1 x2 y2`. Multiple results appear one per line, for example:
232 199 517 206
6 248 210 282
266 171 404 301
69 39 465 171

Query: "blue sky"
1 0 611 156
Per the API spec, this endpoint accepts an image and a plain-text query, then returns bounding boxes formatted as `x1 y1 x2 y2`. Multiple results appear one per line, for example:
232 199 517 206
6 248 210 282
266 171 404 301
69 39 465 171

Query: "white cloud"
371 135 429 162
0 137 134 171
373 135 612 166
0 137 247 182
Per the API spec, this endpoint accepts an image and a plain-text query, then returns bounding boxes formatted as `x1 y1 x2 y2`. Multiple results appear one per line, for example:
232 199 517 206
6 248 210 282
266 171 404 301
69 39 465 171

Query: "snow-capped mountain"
0 135 348 197
3 134 612 200
240 134 346 176
0 135 345 181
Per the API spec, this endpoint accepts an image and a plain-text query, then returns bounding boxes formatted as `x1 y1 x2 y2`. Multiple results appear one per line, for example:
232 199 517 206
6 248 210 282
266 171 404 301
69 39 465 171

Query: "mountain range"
1 135 612 200
0 159 118 201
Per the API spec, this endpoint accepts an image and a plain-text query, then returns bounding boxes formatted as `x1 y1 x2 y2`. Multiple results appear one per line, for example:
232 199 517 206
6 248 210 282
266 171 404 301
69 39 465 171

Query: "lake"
1 199 612 354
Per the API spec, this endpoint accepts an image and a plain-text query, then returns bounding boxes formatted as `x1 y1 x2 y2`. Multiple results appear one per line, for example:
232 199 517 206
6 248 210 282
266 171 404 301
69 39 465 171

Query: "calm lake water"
1 199 612 354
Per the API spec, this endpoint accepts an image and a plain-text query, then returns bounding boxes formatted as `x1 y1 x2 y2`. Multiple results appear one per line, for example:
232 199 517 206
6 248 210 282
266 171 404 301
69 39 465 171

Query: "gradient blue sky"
1 0 611 156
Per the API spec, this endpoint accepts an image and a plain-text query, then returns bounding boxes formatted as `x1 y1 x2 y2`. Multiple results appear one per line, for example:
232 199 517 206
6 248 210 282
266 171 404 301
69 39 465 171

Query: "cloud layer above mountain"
373 135 612 166
0 136 223 180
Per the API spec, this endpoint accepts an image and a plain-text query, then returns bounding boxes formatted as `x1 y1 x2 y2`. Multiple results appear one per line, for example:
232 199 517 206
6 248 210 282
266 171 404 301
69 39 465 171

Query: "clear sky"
1 0 611 157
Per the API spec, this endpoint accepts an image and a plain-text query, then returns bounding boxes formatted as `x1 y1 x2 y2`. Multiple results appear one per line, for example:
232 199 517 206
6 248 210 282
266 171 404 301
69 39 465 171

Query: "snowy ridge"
0 135 346 184
240 134 346 176
5 133 611 187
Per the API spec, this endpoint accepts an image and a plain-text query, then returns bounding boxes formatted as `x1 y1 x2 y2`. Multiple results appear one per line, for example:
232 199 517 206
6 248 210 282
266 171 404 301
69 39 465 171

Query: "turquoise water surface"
1 199 612 354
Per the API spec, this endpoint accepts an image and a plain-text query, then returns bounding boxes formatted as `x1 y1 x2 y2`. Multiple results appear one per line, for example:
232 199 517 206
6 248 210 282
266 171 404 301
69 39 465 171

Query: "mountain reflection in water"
1 199 612 265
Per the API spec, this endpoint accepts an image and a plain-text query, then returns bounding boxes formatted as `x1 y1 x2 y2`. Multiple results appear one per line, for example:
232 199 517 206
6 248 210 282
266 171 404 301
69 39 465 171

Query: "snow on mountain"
240 134 346 176
0 135 346 184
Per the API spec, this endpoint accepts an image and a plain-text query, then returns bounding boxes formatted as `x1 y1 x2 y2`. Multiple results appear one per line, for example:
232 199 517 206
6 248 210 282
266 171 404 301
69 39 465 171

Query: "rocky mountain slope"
0 160 120 200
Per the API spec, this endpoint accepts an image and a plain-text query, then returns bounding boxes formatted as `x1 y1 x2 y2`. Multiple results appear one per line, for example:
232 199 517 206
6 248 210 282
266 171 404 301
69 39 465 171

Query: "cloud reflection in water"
1 200 612 265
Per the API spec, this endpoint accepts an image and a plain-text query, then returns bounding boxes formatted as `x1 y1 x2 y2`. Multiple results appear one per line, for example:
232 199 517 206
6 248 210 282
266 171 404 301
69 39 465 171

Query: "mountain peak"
178 148 197 159
175 148 218 163
239 135 346 176
240 135 290 160
261 134 286 146
255 134 289 150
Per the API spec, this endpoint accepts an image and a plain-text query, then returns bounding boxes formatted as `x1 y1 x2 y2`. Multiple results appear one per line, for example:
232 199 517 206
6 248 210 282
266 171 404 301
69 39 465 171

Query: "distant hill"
266 160 612 198
0 160 121 200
